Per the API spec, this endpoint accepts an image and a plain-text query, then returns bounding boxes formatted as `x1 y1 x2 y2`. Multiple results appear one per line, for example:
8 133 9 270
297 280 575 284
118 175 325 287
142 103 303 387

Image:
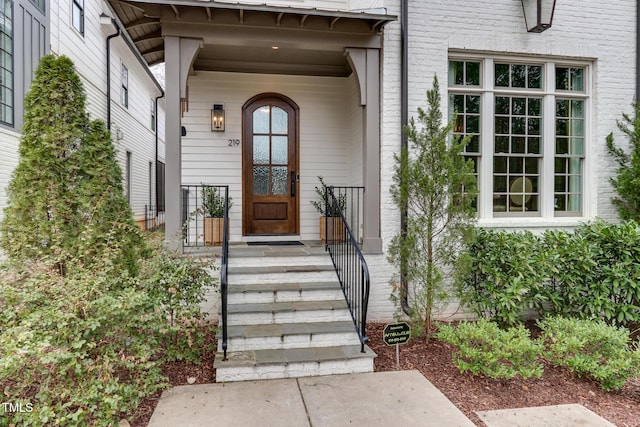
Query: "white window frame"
448 53 592 226
71 0 84 35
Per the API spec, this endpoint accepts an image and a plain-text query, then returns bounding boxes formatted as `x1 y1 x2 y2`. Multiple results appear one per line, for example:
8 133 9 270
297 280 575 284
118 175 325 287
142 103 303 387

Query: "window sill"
477 216 591 230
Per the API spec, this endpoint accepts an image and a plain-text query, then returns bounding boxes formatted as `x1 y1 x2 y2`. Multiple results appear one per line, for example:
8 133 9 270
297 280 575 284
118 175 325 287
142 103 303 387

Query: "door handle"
290 171 296 197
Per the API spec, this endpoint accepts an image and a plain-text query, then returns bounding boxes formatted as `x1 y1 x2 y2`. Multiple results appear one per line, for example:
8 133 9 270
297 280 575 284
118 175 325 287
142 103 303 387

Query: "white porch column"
345 48 382 252
164 36 203 250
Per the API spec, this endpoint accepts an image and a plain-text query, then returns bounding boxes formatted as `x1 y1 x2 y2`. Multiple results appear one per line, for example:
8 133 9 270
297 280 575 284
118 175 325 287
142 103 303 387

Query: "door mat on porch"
246 241 304 246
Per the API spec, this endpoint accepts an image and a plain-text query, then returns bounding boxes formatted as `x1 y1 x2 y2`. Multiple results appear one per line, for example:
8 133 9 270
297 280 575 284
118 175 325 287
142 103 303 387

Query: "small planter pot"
203 217 228 246
320 216 345 243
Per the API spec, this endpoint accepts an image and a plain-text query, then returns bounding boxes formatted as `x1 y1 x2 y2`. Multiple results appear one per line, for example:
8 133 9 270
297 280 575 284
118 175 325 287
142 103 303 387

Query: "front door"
242 93 299 235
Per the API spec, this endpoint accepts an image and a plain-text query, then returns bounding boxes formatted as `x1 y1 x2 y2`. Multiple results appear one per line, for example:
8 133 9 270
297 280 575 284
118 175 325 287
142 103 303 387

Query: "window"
150 98 156 130
29 0 44 12
156 161 165 212
126 151 132 204
0 0 13 126
449 56 589 218
121 64 128 108
72 0 83 35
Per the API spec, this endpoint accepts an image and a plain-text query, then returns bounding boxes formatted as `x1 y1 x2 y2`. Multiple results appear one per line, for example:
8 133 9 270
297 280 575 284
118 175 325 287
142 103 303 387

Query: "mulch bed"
130 323 640 427
367 323 640 427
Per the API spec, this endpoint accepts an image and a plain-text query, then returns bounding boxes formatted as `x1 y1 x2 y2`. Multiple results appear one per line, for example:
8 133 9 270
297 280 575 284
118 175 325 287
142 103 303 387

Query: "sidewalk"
147 370 616 427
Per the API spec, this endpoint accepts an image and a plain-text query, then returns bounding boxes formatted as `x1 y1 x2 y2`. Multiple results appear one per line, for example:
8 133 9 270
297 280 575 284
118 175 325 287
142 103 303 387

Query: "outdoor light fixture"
211 104 225 132
521 0 556 33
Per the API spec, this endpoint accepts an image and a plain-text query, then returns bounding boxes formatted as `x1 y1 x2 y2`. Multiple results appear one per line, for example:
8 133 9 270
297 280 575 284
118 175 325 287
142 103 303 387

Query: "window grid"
448 57 589 219
0 0 13 126
450 93 481 208
72 0 84 35
121 64 128 108
554 98 584 215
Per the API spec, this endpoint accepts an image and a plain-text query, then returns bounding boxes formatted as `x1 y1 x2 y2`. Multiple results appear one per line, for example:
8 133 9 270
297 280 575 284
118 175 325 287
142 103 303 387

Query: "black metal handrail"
325 186 370 353
220 186 229 360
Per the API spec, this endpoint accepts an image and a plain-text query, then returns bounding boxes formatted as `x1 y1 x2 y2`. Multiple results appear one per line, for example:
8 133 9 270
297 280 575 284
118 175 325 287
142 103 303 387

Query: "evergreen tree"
388 76 477 336
606 102 640 222
0 54 143 275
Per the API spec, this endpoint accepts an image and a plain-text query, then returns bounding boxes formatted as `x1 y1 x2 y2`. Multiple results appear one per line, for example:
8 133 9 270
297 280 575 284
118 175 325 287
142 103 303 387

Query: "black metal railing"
143 205 165 231
220 187 230 360
327 186 364 244
180 184 231 359
325 186 370 353
180 184 231 248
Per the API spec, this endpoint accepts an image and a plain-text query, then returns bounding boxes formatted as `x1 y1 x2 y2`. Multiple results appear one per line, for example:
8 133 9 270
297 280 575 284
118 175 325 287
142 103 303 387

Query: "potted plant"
202 186 233 246
311 176 346 243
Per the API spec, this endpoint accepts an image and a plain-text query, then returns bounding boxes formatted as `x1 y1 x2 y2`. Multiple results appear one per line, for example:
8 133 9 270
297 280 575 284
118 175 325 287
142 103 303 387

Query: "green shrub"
0 233 217 425
437 320 544 379
544 221 640 325
538 316 640 391
141 237 218 363
455 228 553 326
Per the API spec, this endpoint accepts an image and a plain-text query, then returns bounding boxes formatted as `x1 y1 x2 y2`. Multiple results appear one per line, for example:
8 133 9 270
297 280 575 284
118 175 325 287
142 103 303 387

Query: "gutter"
104 17 121 130
400 0 410 315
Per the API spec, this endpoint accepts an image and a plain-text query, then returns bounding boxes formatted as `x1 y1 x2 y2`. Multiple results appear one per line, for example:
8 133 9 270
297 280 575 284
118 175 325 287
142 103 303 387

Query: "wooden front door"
242 93 299 235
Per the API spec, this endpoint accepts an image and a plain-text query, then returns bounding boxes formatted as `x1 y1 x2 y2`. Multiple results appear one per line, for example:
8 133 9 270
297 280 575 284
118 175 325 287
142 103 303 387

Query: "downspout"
155 92 165 215
400 0 410 315
104 16 121 130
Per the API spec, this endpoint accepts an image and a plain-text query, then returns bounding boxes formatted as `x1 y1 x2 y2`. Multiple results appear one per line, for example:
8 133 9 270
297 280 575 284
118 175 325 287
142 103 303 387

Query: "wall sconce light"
521 0 556 33
211 104 225 132
116 128 124 140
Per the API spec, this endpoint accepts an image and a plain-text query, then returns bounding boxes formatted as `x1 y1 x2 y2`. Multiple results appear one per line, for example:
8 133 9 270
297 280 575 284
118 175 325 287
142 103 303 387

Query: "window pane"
253 166 269 195
467 95 480 113
271 166 288 195
528 65 542 88
253 136 269 164
449 61 464 85
495 136 509 153
466 62 480 85
272 106 288 134
495 96 510 114
571 68 584 91
556 67 569 90
495 117 509 134
528 98 541 116
271 136 288 164
512 97 526 115
495 64 510 87
512 64 526 88
253 106 270 133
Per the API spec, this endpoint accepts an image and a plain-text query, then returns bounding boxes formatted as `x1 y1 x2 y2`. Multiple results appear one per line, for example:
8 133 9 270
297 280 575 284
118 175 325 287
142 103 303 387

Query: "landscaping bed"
367 323 640 427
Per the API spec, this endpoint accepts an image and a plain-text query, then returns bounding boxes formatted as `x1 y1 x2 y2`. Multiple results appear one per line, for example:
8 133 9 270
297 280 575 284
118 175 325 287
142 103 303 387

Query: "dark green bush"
455 228 553 326
538 316 640 391
457 221 640 325
437 320 544 379
0 234 217 426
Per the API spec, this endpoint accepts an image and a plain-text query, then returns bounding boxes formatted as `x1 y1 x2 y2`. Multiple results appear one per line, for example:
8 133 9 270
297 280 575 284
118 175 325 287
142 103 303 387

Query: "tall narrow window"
156 161 165 212
0 0 13 126
121 64 128 108
126 151 132 204
150 98 156 130
72 0 84 35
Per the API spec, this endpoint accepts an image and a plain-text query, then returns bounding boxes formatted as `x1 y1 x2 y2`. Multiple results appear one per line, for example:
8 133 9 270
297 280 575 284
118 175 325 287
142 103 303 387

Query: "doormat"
246 241 304 246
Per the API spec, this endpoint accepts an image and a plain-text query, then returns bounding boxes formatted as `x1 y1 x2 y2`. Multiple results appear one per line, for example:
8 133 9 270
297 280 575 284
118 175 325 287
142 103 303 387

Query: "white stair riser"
229 256 332 268
227 309 352 325
229 271 338 284
216 358 374 382
218 332 361 352
228 289 343 304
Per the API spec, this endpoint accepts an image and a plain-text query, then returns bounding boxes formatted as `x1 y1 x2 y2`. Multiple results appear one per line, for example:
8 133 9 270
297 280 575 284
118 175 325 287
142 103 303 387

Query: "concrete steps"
214 243 375 382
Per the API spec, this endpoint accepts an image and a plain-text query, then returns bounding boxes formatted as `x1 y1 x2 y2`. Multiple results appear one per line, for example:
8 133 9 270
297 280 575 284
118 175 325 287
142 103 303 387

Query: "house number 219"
228 139 240 147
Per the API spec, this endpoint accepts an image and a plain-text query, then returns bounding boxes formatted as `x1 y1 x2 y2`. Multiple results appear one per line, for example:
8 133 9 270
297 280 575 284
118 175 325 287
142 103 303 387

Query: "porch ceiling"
107 0 396 77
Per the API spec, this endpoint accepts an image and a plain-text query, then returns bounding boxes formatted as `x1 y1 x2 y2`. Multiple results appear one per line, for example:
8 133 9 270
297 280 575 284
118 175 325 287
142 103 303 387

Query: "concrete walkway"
147 371 617 427
148 370 475 427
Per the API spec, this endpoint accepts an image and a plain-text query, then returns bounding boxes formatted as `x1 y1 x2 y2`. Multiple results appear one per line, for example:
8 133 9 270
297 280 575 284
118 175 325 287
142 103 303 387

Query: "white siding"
181 71 359 242
0 129 21 216
49 1 163 221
